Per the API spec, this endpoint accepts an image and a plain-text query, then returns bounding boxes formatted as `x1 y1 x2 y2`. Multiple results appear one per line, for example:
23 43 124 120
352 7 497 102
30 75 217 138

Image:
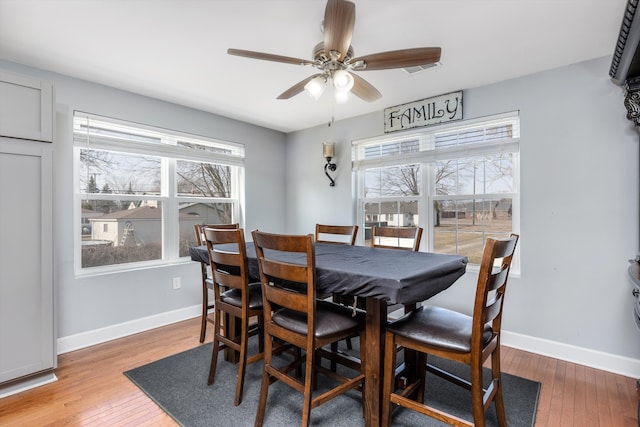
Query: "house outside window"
353 111 519 269
73 112 245 275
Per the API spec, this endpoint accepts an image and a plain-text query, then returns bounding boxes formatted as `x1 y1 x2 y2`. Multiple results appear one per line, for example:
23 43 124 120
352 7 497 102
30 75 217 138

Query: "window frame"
73 112 245 276
353 111 520 272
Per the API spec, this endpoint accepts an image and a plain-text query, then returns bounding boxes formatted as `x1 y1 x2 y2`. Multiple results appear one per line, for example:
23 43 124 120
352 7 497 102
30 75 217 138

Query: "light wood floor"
0 317 637 426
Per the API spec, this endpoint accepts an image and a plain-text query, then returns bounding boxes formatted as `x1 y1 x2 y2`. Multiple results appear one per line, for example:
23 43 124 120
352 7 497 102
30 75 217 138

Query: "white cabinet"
0 69 55 390
0 70 54 142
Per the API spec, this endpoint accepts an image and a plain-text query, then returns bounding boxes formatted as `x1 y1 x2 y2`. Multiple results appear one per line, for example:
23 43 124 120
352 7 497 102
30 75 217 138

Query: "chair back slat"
260 258 309 284
210 249 242 267
494 237 518 259
315 224 358 245
371 226 423 251
255 231 311 252
212 270 243 291
486 267 509 292
482 292 504 324
262 281 309 312
195 223 239 245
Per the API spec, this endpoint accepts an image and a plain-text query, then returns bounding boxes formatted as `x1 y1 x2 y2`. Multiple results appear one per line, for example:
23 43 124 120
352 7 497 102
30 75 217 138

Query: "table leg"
364 297 387 427
396 303 418 387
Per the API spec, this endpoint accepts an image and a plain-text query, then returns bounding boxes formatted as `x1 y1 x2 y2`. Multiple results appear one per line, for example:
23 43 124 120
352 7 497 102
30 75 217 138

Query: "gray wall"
3 55 639 375
285 56 640 374
0 59 287 340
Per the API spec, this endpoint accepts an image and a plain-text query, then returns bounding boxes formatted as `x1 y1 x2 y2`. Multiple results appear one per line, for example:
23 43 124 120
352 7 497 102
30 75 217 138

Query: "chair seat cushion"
273 300 365 339
221 283 263 309
386 306 493 353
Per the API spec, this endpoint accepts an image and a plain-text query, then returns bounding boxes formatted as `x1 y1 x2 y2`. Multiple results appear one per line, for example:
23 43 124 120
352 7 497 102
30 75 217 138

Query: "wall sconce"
323 142 336 187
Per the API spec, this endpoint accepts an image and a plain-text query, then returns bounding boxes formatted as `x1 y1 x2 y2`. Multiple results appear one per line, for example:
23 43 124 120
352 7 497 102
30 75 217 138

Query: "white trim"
0 372 57 399
352 140 519 170
353 110 521 147
56 305 200 354
75 135 245 167
501 330 640 378
54 306 640 379
74 110 245 155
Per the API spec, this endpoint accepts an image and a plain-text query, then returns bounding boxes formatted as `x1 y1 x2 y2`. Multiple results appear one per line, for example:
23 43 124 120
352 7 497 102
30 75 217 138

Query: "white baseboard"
0 372 57 399
56 305 201 355
55 307 640 379
501 330 640 378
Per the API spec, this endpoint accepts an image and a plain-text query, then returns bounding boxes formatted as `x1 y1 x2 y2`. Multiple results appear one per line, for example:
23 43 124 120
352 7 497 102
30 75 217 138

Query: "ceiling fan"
227 0 441 103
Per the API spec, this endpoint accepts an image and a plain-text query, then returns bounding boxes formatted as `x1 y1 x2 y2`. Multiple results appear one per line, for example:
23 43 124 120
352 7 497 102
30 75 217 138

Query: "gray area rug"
124 340 540 426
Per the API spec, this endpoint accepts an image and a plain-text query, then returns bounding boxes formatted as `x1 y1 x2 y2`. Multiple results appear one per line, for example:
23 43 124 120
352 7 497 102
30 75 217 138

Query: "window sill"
74 257 194 279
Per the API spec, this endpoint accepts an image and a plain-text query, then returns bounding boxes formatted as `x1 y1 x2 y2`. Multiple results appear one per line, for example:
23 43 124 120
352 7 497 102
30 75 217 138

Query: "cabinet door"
0 70 53 142
0 139 54 383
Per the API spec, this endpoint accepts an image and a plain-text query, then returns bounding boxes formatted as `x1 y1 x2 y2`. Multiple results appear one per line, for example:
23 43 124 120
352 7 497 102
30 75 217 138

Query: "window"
74 112 245 274
354 112 519 269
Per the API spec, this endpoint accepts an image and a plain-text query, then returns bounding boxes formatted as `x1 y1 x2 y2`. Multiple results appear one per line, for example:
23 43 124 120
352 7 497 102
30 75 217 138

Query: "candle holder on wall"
323 142 336 187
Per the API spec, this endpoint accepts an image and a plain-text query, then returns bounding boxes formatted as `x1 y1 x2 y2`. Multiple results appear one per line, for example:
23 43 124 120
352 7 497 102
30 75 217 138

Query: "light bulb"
333 70 354 92
304 76 325 100
334 90 350 104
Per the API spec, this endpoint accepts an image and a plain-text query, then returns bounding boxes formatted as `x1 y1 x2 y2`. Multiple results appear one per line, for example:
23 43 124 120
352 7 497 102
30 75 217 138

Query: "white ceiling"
0 0 628 133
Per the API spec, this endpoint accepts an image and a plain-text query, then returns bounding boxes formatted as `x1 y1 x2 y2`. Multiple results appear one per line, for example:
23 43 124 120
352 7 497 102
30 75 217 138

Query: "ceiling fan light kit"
227 0 442 104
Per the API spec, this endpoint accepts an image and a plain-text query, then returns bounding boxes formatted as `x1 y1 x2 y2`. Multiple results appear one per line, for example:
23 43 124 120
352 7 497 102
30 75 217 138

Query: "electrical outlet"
172 277 181 289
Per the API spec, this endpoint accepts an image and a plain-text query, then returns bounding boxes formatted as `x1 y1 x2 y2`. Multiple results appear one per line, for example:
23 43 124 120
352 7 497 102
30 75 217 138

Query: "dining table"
190 241 467 427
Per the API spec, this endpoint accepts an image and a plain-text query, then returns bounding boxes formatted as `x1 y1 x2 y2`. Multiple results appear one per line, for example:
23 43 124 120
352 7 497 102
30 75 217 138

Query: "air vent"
403 62 441 75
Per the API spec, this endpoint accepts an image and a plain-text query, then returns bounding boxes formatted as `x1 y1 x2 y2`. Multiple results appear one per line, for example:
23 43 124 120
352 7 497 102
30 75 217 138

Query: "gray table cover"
190 242 467 305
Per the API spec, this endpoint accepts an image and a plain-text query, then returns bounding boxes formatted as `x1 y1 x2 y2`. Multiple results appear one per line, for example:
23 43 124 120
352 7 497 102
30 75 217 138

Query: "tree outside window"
355 113 519 267
74 113 243 272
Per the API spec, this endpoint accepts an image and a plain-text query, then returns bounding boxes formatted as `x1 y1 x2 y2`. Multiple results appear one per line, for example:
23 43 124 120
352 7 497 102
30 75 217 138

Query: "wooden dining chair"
315 224 359 245
339 225 421 320
369 225 424 317
194 223 239 343
381 233 519 427
371 225 423 251
252 230 366 427
204 227 264 406
315 223 360 352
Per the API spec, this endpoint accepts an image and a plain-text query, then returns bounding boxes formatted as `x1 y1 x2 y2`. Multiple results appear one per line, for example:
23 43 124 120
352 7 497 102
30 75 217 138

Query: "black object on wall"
611 0 640 126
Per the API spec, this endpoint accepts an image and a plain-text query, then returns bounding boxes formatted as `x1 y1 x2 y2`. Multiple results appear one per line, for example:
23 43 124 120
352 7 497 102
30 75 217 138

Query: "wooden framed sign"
384 91 463 133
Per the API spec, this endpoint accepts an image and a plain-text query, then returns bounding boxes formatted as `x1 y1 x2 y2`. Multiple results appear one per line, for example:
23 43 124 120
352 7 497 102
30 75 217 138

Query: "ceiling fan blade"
228 48 315 67
350 47 441 71
277 74 323 99
350 73 381 102
323 0 355 61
